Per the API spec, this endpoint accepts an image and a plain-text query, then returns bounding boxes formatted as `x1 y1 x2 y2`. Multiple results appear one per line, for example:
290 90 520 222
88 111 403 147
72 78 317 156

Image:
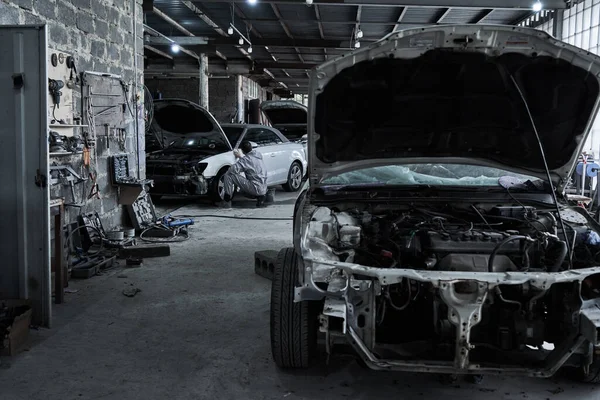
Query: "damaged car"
147 112 307 201
270 25 600 382
260 100 307 144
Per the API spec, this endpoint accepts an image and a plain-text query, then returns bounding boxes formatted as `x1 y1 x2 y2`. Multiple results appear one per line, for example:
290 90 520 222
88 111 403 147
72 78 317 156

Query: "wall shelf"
50 151 83 157
49 124 88 128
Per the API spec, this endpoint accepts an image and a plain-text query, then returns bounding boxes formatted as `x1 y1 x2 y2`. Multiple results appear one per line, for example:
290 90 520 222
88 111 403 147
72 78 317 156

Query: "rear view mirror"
249 141 258 148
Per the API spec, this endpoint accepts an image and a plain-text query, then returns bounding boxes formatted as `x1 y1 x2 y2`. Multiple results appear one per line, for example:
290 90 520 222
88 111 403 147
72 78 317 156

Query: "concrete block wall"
146 77 200 104
209 77 239 123
1 0 145 229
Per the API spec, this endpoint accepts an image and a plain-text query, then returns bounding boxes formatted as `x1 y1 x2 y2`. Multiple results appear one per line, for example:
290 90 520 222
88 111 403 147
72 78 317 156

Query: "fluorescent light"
227 27 234 35
265 46 269 50
248 0 257 4
239 37 244 45
171 43 180 53
356 29 363 39
532 1 542 12
354 41 360 49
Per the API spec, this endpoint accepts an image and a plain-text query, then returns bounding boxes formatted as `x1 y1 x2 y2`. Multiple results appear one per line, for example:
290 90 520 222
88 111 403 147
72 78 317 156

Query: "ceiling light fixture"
248 46 253 53
248 0 257 5
356 28 363 39
532 1 542 12
354 41 360 49
171 43 180 53
227 27 234 35
306 0 313 5
239 37 244 45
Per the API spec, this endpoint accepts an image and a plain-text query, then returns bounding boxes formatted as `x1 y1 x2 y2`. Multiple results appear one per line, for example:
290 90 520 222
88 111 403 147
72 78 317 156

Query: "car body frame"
270 24 600 380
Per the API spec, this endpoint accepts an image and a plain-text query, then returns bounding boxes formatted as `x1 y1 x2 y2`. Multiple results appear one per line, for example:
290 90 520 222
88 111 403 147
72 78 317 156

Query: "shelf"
50 151 83 157
49 124 88 128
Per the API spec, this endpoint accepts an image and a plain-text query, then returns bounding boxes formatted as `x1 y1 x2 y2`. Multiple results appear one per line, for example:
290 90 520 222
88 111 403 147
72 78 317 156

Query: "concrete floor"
1 190 600 400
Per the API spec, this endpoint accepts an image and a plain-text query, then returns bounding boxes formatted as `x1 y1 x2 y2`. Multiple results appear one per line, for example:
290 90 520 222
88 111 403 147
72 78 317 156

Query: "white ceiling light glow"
171 43 180 53
532 1 542 12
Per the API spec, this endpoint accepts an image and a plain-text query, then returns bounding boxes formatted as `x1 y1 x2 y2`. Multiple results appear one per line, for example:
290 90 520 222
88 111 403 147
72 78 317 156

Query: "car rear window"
153 104 214 134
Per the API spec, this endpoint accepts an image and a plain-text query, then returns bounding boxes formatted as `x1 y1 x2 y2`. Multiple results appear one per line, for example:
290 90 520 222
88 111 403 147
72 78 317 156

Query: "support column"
199 54 209 109
552 9 564 40
236 75 244 123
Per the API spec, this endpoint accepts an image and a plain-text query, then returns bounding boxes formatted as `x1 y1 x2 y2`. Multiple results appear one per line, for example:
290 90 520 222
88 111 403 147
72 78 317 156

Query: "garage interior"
2 0 600 399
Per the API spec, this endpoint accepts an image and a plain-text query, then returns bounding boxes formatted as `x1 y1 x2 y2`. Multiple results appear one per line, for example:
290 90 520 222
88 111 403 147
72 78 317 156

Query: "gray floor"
1 191 599 400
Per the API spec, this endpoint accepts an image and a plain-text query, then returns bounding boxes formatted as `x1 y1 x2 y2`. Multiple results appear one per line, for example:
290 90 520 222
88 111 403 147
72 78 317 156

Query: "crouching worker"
216 140 268 208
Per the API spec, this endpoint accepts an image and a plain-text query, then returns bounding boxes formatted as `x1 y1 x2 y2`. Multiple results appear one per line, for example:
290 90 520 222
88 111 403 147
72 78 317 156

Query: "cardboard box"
1 300 32 356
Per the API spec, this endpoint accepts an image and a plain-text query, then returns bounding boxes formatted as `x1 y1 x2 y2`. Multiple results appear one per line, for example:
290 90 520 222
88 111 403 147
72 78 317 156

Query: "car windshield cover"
169 133 230 151
321 164 540 187
222 126 245 146
153 104 214 134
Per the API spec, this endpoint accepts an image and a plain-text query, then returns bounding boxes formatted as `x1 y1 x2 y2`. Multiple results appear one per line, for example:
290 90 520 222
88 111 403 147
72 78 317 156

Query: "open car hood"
260 100 307 127
308 25 600 191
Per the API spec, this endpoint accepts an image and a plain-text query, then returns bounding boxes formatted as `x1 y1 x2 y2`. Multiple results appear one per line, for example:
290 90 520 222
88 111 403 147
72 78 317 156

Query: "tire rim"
290 165 302 189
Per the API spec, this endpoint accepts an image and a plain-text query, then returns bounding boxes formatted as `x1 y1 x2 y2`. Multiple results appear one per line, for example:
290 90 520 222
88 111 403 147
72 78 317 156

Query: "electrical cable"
508 73 572 269
139 226 190 243
65 225 105 257
487 235 533 273
385 280 411 311
172 214 293 221
471 204 493 231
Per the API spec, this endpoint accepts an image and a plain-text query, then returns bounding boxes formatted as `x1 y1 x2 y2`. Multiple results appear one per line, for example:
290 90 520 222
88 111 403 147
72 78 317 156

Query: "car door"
242 128 284 185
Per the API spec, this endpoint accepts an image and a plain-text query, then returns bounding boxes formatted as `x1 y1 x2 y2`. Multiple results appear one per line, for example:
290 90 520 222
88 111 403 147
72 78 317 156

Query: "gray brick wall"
209 77 238 123
2 0 145 229
145 77 200 104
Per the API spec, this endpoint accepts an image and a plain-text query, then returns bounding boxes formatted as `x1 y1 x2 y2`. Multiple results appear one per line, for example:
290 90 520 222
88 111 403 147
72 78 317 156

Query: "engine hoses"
488 235 534 273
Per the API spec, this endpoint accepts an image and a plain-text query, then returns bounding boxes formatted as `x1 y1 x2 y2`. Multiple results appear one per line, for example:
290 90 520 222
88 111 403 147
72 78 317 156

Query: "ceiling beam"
147 36 379 49
181 1 228 37
436 8 452 23
314 5 325 39
152 7 194 36
270 3 306 64
195 0 567 9
241 18 402 26
150 7 227 61
144 45 173 60
393 7 409 32
472 9 494 23
256 62 318 69
143 24 199 60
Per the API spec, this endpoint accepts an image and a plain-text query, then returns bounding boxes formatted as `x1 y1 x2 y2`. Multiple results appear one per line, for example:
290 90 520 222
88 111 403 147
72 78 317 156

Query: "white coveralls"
223 149 268 199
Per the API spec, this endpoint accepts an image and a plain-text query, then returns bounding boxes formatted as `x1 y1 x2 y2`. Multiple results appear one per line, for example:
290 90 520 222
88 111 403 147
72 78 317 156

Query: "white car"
146 100 307 202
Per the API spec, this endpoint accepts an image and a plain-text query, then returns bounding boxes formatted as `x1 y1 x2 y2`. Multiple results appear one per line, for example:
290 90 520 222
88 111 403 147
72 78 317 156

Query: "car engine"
304 203 600 358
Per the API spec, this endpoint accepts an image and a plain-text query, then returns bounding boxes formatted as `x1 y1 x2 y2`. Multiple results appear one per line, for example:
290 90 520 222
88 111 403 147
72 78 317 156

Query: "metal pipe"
133 0 140 178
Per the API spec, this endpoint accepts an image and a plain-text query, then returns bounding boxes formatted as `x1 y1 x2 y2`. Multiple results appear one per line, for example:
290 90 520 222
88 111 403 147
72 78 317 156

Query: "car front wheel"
282 162 303 192
270 247 318 369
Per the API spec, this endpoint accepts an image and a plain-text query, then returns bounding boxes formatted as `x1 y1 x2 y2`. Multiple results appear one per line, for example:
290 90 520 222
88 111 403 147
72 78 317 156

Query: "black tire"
573 355 600 383
208 168 228 203
282 162 303 192
270 247 318 369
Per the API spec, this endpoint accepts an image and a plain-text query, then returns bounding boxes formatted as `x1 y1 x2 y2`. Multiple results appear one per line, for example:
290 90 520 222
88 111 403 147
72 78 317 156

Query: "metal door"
0 26 50 326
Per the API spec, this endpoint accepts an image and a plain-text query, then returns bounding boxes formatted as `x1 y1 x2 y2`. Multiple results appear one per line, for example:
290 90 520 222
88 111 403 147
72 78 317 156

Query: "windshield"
222 126 245 146
321 164 540 187
168 133 230 152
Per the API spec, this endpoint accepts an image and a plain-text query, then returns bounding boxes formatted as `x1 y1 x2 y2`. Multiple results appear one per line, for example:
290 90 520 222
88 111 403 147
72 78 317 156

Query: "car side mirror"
249 141 258 148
